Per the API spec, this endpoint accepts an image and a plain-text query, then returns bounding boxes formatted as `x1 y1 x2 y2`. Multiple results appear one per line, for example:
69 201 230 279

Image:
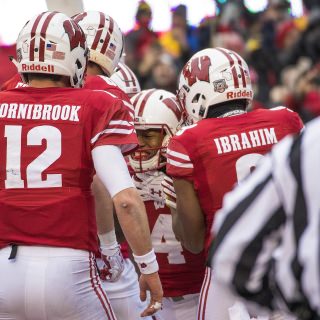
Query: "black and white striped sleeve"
285 118 320 317
208 136 295 310
210 116 320 318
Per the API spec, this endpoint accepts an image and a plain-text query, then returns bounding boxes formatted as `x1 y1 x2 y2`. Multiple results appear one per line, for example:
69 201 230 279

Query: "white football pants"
0 246 116 320
98 258 152 320
155 293 199 320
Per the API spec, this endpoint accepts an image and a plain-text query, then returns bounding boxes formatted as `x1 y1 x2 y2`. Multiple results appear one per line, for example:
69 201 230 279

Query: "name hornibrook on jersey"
0 103 81 122
214 127 278 154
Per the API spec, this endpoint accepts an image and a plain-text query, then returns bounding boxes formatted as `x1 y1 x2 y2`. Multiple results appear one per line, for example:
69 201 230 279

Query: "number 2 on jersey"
5 125 62 189
151 214 186 264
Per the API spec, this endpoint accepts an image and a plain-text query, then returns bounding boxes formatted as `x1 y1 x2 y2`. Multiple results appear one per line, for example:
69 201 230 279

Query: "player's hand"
132 175 150 201
139 272 163 317
161 175 177 209
133 172 166 203
100 244 125 282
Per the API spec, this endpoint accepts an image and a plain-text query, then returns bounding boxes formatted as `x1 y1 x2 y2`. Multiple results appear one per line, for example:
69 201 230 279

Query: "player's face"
133 129 164 161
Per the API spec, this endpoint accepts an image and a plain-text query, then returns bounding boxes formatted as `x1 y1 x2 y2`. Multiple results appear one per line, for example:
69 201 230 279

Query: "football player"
0 11 162 319
73 11 152 320
129 89 206 320
166 47 304 319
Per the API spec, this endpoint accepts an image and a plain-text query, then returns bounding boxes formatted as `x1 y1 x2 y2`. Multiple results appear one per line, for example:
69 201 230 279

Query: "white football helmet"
73 11 123 76
110 62 141 97
129 89 184 172
15 11 88 88
177 47 253 122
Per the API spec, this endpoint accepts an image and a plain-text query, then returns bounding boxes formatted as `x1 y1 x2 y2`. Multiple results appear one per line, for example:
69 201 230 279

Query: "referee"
209 116 320 320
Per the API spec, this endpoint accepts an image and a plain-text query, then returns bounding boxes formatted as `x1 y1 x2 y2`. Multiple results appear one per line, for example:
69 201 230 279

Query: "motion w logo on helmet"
63 20 86 50
182 56 211 86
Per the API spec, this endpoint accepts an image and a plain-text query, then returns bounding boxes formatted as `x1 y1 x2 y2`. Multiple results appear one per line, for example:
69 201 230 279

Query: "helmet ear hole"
192 93 201 103
76 59 82 69
199 106 205 117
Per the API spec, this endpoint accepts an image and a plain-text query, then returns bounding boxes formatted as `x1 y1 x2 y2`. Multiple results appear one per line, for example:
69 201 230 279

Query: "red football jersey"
145 200 205 297
167 108 304 254
84 75 134 122
0 86 138 252
2 74 134 121
131 169 206 297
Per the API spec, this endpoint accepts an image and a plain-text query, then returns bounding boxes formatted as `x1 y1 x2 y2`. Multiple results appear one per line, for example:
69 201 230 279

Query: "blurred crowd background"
1 0 320 123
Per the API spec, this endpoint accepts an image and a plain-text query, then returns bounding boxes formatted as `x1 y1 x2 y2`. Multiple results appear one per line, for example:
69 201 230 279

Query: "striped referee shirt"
209 116 320 320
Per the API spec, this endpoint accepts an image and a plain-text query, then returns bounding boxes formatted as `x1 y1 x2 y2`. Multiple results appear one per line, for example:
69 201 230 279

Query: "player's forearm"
92 145 153 255
92 175 115 235
113 187 153 255
180 223 205 254
171 208 203 253
176 204 205 253
174 178 206 253
171 208 183 241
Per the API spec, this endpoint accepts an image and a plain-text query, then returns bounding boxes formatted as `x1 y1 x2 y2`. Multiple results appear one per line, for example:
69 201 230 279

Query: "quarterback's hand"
161 175 177 209
139 272 163 317
99 244 125 282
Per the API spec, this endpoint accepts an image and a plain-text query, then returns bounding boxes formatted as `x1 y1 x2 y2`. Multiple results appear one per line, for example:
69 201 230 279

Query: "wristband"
133 249 159 274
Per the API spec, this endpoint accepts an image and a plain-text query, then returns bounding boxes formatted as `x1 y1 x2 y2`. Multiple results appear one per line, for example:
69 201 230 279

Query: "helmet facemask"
129 89 185 173
129 123 174 173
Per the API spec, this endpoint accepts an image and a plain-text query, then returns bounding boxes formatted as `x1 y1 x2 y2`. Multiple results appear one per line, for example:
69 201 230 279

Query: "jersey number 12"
4 125 62 189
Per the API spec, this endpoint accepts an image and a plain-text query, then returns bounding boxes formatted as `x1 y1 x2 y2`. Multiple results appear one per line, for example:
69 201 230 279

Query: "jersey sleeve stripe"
91 128 134 144
109 120 133 126
122 100 134 112
167 158 194 168
92 89 117 98
167 149 191 161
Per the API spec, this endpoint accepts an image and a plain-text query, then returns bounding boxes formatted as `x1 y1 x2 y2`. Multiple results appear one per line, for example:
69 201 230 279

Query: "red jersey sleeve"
288 109 304 133
90 93 138 155
270 106 304 134
166 136 194 181
1 73 25 91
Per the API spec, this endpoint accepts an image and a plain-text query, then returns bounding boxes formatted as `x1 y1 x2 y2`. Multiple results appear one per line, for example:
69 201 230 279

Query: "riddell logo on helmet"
21 64 55 72
226 90 252 99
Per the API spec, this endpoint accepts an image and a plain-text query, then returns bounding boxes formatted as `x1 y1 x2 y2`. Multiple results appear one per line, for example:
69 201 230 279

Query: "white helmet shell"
129 89 184 172
74 11 123 76
110 62 141 97
15 11 88 88
177 47 253 122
